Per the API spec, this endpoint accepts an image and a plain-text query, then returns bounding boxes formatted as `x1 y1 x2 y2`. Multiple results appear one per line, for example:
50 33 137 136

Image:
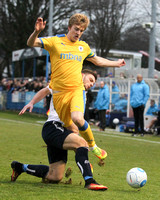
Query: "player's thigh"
71 111 84 127
70 90 86 126
53 92 73 127
63 133 88 150
71 89 85 114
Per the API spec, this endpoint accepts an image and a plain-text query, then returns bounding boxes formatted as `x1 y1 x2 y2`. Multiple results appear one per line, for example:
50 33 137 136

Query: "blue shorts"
42 121 72 164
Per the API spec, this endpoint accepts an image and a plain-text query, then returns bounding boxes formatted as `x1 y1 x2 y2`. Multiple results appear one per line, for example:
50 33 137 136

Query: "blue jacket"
94 84 110 110
146 104 158 115
114 98 128 113
112 85 120 104
130 80 150 108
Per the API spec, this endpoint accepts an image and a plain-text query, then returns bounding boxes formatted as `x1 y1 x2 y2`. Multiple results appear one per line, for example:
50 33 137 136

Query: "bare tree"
1 0 147 78
116 25 150 51
0 0 50 78
78 0 130 57
131 0 160 51
0 0 78 78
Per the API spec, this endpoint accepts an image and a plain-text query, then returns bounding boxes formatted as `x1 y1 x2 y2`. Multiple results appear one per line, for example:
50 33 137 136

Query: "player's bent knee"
46 161 66 183
72 117 84 127
63 133 88 150
71 112 84 127
46 173 63 183
77 136 88 148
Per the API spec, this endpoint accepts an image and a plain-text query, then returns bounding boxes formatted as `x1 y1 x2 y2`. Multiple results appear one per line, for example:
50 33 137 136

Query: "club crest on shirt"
79 46 83 52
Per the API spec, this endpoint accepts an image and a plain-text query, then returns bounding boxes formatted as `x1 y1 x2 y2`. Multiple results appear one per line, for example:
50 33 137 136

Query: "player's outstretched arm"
19 102 34 115
19 87 51 115
87 55 126 68
27 17 46 47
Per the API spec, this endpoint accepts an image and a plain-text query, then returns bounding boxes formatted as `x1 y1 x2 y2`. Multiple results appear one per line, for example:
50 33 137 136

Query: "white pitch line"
1 117 160 145
92 128 160 145
0 117 42 127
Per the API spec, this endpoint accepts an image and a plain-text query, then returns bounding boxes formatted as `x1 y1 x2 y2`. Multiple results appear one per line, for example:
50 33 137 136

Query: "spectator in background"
94 81 110 131
130 74 150 136
145 99 158 116
107 72 113 78
0 78 7 91
33 80 39 92
7 80 14 91
114 94 128 113
145 111 160 133
8 80 16 93
14 80 22 91
28 79 34 91
120 72 126 79
0 77 50 92
37 81 43 91
111 81 120 107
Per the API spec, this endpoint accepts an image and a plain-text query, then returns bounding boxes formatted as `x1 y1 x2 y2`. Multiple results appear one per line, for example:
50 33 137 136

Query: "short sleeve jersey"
46 86 62 123
40 34 95 91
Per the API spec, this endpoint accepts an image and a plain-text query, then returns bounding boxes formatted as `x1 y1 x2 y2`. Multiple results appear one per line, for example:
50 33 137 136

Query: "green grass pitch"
0 111 160 200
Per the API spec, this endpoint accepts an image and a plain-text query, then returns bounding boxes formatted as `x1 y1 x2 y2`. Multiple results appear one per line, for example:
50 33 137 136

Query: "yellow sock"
79 121 95 147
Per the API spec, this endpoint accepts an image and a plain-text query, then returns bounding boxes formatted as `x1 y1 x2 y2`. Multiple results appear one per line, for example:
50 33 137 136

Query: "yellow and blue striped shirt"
40 34 95 91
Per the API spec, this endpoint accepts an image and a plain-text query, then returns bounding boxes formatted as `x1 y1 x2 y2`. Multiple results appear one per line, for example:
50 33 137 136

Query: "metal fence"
92 77 160 117
0 91 46 114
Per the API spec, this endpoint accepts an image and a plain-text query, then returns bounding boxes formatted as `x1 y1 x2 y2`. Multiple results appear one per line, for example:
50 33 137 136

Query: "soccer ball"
113 118 119 124
126 167 147 188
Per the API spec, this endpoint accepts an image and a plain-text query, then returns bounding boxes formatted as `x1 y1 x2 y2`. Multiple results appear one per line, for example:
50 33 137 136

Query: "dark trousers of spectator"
98 109 106 131
132 105 145 133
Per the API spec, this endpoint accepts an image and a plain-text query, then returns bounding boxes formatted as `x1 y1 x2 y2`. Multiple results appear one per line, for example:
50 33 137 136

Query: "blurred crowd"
0 71 127 92
0 77 49 93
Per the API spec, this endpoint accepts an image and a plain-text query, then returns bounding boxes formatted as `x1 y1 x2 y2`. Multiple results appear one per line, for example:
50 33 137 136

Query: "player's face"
83 74 95 90
68 24 85 42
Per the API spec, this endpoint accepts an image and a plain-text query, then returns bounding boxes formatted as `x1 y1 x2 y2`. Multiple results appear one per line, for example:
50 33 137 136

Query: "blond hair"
68 13 90 30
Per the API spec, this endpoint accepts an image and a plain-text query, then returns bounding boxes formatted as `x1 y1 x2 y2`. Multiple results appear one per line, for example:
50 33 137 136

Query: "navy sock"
75 147 93 181
25 164 49 178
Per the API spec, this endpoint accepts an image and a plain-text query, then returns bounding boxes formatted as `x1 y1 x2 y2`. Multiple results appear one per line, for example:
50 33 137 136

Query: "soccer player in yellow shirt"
27 13 125 160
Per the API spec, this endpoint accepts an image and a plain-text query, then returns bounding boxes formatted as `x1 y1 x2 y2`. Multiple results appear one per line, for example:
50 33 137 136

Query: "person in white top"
11 69 108 191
